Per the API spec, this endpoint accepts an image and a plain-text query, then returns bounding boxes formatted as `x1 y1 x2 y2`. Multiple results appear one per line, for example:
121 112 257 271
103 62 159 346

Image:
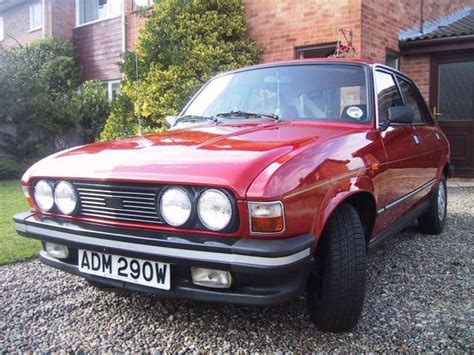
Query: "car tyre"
306 203 367 332
418 177 447 235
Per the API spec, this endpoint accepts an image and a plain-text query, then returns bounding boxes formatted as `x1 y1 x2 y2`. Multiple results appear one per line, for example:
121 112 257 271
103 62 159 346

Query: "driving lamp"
191 267 232 288
45 242 69 259
249 201 284 233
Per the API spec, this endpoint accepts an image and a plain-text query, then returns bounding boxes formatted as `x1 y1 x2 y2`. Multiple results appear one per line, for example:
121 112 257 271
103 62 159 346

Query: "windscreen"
182 64 370 123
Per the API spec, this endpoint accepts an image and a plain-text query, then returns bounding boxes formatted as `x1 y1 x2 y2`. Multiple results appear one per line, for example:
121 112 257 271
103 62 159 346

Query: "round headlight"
197 189 232 231
33 180 54 212
160 187 192 226
54 181 78 215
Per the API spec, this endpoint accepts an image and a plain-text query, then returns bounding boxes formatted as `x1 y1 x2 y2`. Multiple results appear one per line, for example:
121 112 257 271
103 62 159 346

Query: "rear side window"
397 78 430 124
375 71 403 126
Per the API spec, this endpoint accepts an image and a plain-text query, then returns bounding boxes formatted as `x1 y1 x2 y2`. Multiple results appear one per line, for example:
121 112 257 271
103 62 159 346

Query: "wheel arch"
314 188 377 247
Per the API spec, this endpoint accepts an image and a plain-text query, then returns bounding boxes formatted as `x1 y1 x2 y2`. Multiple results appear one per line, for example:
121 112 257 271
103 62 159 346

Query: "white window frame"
134 0 153 9
29 2 43 32
0 17 4 41
104 80 121 101
75 0 122 28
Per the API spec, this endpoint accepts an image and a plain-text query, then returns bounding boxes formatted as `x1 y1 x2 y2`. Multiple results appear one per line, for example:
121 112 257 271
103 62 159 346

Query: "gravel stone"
1 187 473 352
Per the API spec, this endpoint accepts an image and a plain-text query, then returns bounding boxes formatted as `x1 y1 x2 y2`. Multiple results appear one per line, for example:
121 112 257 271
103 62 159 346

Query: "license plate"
78 250 170 290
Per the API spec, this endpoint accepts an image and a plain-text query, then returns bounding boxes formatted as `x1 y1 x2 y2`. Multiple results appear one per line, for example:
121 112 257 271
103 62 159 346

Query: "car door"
374 69 426 230
396 76 439 187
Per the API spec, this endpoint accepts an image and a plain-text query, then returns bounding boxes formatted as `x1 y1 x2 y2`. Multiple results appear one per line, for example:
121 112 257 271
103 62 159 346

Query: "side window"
398 78 430 124
375 71 403 125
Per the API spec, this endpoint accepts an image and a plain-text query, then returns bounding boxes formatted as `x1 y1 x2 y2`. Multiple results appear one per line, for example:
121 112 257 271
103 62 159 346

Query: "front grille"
74 182 162 224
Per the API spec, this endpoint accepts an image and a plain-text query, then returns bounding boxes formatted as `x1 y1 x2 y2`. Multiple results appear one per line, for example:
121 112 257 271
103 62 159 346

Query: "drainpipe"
121 0 126 79
41 0 46 37
121 0 126 53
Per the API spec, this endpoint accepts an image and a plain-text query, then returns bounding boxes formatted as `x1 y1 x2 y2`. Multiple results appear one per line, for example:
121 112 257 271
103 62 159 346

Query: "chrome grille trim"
74 182 162 224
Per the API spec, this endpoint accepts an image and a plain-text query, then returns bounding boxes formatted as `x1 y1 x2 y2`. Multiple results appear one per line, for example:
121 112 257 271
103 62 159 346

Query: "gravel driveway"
1 187 473 352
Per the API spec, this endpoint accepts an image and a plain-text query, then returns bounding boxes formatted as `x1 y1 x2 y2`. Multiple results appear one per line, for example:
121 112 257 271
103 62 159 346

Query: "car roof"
214 58 412 83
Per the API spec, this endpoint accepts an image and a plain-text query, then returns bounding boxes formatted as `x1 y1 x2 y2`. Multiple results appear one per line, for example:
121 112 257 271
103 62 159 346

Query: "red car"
14 59 451 332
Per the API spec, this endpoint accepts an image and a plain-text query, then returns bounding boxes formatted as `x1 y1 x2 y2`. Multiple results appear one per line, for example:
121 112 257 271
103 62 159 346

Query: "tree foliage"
0 38 110 176
101 0 260 140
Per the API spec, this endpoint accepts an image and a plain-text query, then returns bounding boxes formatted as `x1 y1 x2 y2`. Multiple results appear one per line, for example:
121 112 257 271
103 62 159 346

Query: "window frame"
0 17 4 41
373 68 405 128
133 0 153 10
104 79 121 101
29 2 43 32
385 49 400 70
294 43 337 59
75 0 122 27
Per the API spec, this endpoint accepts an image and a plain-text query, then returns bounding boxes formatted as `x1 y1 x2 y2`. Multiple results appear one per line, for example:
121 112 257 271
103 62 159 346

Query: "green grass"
0 180 40 264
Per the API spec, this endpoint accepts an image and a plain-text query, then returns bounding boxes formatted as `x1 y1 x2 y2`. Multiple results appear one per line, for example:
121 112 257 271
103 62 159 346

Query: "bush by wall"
100 0 260 141
0 38 110 177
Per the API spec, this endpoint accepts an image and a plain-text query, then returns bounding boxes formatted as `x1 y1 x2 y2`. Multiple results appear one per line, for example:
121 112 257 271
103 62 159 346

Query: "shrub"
101 0 260 141
0 158 24 180
0 38 110 174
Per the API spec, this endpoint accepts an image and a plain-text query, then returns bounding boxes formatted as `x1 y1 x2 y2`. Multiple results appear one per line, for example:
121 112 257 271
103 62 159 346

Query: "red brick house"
0 0 473 176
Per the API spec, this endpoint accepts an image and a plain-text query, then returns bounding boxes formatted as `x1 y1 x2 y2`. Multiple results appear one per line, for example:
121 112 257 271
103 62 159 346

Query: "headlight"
197 189 232 231
54 181 78 215
33 180 54 212
160 187 192 226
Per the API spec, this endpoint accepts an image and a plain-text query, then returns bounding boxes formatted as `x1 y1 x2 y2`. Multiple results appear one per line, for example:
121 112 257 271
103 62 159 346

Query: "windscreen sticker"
346 106 364 119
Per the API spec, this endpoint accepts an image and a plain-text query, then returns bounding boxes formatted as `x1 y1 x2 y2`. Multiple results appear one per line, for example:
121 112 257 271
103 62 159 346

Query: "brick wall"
1 1 42 48
125 0 147 49
73 17 123 81
242 0 363 63
51 0 75 40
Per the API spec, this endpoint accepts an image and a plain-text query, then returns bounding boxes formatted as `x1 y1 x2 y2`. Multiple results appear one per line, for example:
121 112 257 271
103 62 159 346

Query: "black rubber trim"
368 198 430 249
39 251 311 306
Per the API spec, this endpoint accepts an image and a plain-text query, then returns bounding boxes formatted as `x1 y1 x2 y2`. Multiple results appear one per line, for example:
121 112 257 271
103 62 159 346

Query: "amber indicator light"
251 215 284 233
249 202 284 233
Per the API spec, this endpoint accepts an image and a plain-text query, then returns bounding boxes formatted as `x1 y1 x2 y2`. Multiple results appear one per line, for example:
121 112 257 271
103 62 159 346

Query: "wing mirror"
380 106 414 131
164 115 177 128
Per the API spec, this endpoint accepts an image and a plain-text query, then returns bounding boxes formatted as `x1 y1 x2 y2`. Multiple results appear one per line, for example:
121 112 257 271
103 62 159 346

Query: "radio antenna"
135 51 143 136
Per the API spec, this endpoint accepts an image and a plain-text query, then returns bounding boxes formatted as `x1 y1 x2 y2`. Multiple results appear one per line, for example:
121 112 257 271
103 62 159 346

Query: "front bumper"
14 212 315 305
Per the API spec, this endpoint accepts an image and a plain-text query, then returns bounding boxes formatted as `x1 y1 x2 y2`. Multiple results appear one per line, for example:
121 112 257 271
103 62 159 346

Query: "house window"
0 17 4 41
295 43 337 59
76 0 121 26
386 51 400 70
134 0 153 9
29 2 43 31
104 80 121 101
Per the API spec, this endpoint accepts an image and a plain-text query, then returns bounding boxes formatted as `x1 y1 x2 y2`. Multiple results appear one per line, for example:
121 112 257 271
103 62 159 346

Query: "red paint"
21 60 450 245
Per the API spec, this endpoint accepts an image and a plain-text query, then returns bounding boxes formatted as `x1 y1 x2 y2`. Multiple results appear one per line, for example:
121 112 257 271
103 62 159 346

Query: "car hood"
24 121 362 198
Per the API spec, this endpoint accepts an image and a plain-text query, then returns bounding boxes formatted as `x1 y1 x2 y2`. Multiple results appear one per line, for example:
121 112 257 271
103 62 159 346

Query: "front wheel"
418 177 447 235
306 203 367 332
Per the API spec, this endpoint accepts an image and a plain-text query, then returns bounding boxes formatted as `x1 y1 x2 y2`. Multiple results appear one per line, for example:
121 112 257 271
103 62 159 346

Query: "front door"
430 54 474 177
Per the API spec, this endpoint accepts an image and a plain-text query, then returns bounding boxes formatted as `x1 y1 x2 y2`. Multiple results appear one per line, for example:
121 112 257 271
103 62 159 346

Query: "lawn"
0 180 40 264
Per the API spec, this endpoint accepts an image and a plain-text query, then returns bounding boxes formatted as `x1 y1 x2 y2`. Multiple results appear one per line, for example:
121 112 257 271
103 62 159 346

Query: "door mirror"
380 106 415 131
165 115 177 128
388 106 414 124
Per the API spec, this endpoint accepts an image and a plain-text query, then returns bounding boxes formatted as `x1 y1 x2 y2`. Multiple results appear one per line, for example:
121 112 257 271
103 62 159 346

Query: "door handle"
412 134 421 144
432 106 443 117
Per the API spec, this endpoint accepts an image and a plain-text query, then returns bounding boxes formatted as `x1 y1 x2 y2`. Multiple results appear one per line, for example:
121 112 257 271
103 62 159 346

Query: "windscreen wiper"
173 115 217 127
216 110 279 120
